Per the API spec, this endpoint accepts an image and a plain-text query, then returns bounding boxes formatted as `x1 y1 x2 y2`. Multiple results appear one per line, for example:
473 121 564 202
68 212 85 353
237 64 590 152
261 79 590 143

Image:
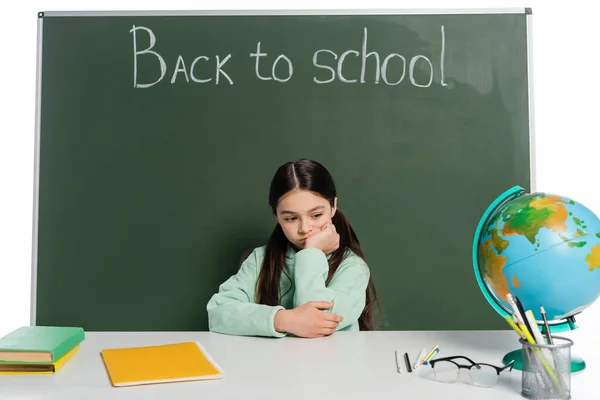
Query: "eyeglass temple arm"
499 360 515 371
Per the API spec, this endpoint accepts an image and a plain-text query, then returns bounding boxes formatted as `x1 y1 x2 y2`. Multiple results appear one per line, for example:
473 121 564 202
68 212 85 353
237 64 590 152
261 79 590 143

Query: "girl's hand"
274 301 343 338
304 223 339 255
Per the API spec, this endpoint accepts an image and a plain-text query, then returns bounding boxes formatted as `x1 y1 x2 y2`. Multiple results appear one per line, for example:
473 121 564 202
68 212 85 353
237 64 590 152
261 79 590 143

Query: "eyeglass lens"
432 361 503 387
432 360 460 383
469 364 499 387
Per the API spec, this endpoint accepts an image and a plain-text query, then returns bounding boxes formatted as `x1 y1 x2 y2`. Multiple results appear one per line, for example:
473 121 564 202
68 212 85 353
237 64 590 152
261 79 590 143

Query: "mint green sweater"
206 246 370 337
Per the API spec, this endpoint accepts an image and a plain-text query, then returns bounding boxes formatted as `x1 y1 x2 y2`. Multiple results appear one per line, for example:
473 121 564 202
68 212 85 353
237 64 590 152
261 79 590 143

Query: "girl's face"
275 189 337 249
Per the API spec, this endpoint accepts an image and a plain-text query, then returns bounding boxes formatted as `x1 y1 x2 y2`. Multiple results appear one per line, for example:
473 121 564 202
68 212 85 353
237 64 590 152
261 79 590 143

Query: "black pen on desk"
540 304 554 344
404 352 413 373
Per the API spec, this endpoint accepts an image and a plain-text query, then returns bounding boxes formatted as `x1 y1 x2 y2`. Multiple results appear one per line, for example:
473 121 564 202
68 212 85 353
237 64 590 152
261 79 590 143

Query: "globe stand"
502 349 586 373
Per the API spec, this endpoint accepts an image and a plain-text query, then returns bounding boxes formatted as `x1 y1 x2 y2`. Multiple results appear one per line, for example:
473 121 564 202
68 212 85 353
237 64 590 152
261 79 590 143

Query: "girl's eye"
312 214 323 219
285 217 297 222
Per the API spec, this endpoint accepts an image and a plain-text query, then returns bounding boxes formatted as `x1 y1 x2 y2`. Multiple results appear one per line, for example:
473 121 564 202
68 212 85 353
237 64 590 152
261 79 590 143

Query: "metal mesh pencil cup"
520 336 573 400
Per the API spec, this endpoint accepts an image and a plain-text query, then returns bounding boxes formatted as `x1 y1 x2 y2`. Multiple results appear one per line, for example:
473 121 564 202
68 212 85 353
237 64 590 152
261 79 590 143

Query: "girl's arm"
206 248 287 337
292 248 370 330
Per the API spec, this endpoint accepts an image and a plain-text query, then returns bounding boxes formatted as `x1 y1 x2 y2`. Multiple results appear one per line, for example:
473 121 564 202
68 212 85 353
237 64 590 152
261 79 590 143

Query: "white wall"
1 1 598 337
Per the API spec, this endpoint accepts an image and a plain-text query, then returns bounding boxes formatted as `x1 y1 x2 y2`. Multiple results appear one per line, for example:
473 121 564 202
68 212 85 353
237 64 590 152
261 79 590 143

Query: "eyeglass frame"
429 355 514 386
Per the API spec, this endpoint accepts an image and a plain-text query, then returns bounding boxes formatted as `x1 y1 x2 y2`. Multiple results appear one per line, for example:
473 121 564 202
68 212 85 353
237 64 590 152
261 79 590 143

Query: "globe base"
502 349 586 372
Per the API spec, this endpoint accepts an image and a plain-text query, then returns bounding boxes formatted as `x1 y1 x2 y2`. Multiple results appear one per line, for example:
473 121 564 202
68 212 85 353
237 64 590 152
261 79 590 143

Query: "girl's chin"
293 241 306 250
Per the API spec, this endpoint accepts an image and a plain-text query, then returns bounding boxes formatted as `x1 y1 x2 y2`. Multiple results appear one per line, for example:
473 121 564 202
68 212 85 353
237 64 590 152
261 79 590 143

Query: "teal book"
0 326 85 363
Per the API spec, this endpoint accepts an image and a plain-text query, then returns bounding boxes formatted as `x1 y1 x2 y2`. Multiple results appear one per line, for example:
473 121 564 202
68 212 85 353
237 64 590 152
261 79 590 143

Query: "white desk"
0 330 595 399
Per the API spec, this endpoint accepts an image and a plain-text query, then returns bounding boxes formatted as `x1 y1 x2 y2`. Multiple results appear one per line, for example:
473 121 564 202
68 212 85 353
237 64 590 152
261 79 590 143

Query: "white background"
1 1 598 337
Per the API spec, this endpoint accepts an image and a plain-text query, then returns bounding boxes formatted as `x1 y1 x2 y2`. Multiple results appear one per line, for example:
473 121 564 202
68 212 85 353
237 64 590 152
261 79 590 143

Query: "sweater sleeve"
293 248 370 331
206 248 287 338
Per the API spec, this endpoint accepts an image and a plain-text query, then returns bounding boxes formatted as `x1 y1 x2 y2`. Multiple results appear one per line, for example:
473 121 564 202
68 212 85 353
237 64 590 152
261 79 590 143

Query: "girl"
206 159 379 338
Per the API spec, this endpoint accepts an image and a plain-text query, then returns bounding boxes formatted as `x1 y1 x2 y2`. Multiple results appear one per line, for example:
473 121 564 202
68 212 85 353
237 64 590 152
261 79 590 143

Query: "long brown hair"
256 159 380 330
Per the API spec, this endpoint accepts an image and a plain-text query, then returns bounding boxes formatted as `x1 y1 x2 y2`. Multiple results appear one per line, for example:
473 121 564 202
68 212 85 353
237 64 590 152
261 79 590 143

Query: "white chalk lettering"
272 55 293 82
130 25 167 88
250 42 271 81
360 27 380 84
440 25 447 87
381 54 406 86
409 55 433 87
312 49 337 84
338 50 359 83
129 25 448 88
190 56 211 83
310 26 445 87
249 42 294 82
215 54 233 85
171 55 190 83
130 25 234 86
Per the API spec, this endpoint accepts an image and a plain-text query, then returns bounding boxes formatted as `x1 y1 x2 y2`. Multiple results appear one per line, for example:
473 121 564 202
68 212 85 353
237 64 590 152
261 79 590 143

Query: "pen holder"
520 336 573 400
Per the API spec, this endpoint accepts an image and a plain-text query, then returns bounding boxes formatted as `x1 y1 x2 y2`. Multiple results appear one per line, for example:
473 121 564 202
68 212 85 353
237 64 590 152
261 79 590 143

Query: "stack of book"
0 326 85 374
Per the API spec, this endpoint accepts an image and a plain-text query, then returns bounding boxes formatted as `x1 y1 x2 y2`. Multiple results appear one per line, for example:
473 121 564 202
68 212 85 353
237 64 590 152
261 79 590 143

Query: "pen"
394 350 402 373
515 296 534 339
540 304 554 344
423 348 439 365
404 352 412 373
421 344 439 365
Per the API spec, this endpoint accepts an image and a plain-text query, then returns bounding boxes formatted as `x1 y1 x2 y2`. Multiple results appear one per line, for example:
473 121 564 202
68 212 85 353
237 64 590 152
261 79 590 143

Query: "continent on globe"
586 245 600 271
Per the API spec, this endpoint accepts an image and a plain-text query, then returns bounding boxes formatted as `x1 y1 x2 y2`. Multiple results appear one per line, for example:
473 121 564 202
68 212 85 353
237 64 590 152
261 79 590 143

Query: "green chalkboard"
34 10 533 331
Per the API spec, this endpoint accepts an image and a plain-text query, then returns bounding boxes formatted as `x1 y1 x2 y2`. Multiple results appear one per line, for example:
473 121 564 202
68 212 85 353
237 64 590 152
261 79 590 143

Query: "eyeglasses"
429 356 514 387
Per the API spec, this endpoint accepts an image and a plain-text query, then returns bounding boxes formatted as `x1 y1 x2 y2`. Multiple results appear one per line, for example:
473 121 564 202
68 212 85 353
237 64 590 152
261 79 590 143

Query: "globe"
473 186 600 372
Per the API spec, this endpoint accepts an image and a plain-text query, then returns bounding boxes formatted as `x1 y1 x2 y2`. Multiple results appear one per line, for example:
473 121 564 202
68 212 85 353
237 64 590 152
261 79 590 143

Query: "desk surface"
0 330 594 400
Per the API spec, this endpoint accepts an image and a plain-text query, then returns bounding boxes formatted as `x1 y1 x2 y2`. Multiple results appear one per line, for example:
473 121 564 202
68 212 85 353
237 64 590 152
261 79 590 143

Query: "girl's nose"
299 220 312 235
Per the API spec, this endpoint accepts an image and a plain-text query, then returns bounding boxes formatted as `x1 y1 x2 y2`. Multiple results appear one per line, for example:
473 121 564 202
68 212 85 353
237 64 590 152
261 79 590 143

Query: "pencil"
504 315 525 340
540 304 554 344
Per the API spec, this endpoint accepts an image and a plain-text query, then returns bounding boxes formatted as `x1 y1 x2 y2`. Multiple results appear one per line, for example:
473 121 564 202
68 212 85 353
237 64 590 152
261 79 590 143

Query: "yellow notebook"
0 344 80 375
100 341 224 387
